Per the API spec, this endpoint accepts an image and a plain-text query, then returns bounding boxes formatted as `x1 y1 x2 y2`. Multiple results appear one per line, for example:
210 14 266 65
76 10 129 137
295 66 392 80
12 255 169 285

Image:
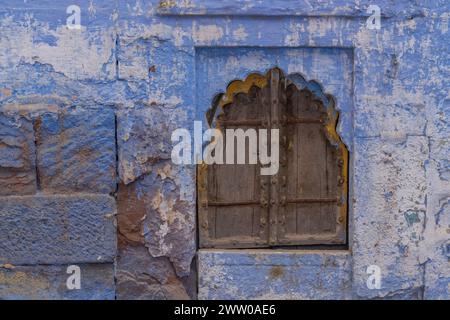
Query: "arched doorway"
198 68 348 248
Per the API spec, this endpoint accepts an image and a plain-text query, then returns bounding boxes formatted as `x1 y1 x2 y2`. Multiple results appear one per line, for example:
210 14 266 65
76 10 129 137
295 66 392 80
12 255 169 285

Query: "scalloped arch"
206 68 338 127
203 67 349 235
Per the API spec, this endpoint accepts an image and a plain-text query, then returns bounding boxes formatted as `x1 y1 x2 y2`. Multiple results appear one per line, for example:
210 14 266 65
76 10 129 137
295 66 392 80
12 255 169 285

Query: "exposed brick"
0 112 36 195
0 264 115 300
0 194 117 265
35 108 116 194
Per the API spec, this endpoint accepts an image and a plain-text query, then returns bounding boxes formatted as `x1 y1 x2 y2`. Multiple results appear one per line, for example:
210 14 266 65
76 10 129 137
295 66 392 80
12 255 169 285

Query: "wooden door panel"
199 84 270 248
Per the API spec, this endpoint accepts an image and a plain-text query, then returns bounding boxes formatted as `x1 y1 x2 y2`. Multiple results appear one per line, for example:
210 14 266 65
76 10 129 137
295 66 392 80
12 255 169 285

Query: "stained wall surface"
0 0 449 299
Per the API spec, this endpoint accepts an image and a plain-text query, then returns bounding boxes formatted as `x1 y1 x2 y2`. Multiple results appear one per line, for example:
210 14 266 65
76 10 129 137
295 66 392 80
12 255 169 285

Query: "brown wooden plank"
284 85 299 236
214 94 255 239
295 91 327 236
204 86 268 245
207 164 216 240
253 86 269 240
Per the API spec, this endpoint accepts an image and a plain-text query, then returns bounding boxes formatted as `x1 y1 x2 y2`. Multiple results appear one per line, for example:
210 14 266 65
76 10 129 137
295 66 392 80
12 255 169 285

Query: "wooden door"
198 68 348 248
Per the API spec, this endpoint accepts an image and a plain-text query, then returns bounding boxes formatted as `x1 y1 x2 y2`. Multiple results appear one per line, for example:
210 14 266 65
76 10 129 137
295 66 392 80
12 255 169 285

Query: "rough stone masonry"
0 0 449 299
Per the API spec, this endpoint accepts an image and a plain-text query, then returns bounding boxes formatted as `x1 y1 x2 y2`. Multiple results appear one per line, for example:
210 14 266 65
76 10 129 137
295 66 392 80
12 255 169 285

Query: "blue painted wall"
0 0 449 299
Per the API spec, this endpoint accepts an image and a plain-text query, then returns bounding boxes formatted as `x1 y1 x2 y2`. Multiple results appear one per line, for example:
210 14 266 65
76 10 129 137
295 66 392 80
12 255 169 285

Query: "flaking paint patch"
143 22 173 39
172 26 190 46
88 0 97 17
396 19 418 36
127 0 145 16
439 13 449 34
224 53 272 74
307 18 332 37
284 22 305 46
157 164 173 180
193 23 224 43
0 22 115 80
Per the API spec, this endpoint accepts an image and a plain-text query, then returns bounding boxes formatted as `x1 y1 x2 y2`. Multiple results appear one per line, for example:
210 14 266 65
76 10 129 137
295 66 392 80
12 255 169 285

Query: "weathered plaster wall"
0 0 449 299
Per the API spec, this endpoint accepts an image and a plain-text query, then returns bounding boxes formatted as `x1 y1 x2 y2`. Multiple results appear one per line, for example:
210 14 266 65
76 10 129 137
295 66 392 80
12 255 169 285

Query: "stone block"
116 245 194 300
0 263 115 300
0 194 117 265
35 108 116 193
198 250 352 300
